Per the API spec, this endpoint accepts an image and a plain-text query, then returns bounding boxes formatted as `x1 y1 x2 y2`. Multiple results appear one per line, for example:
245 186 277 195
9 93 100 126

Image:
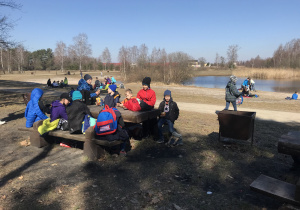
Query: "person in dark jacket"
25 88 50 128
77 74 100 102
66 91 92 134
103 84 120 108
224 75 243 111
157 90 182 144
50 93 71 122
94 99 129 156
47 78 52 87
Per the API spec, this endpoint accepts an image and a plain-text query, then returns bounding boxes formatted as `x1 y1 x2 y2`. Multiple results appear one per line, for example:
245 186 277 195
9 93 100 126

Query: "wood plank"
89 105 160 124
250 174 300 205
18 127 34 132
278 138 300 156
47 130 122 146
288 131 300 138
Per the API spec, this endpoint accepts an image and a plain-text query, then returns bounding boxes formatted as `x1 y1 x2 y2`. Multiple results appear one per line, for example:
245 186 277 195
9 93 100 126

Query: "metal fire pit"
217 110 256 145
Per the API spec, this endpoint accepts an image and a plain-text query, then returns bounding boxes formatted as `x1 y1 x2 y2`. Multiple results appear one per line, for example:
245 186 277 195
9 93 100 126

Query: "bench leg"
83 140 106 160
30 130 49 148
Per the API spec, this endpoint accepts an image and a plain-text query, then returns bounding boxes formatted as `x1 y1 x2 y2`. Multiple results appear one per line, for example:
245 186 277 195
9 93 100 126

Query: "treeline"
242 38 300 69
0 33 193 83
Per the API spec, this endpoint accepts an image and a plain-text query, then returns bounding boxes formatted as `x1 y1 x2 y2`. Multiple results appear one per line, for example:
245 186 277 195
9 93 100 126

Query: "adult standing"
224 75 242 111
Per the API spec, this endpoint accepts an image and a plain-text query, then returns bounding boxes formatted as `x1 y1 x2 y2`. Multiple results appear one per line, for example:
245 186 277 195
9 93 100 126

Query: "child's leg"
157 118 165 140
232 101 237 111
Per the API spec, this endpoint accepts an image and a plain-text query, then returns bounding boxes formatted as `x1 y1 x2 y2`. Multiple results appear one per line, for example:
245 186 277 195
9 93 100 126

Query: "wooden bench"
250 174 300 205
278 131 300 163
24 120 123 161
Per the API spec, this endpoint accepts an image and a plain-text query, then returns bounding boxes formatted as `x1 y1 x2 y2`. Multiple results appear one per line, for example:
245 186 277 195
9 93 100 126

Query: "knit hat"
84 74 92 81
72 91 82 101
230 75 238 83
142 77 151 88
60 92 72 101
164 90 171 97
109 84 117 92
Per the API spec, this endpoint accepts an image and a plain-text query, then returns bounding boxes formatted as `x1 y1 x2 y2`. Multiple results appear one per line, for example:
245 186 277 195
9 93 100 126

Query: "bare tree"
54 41 67 72
15 44 25 72
227 44 240 68
220 56 226 67
70 33 92 70
138 44 148 68
215 53 220 68
101 47 111 70
118 46 130 81
198 57 206 67
0 1 21 48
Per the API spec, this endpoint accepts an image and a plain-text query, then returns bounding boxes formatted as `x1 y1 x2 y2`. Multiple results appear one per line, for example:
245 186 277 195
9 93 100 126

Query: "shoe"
157 139 164 144
174 138 183 146
120 150 127 156
166 138 175 147
172 131 182 138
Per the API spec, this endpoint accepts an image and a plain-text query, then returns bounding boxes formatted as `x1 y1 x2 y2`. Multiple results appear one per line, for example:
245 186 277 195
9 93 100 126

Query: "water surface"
183 76 300 93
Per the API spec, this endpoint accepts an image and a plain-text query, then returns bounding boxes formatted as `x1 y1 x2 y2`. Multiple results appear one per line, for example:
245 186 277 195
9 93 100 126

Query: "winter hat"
142 77 151 88
109 84 117 92
60 92 72 101
230 75 238 83
84 74 92 81
164 90 171 97
72 91 82 101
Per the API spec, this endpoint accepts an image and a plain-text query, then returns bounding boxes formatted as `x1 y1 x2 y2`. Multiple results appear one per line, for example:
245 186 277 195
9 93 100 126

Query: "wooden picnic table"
88 105 161 124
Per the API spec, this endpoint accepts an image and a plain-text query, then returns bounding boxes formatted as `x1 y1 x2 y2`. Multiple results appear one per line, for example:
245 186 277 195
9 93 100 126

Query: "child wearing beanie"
77 74 100 105
103 84 120 108
67 91 92 133
157 90 182 145
137 77 156 111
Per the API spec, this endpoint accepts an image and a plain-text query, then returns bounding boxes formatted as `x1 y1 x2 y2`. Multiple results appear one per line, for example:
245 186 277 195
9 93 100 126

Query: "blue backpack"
94 105 118 136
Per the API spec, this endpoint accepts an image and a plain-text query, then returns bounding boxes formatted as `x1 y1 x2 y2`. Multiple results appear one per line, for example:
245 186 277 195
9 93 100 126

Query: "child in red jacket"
137 77 156 111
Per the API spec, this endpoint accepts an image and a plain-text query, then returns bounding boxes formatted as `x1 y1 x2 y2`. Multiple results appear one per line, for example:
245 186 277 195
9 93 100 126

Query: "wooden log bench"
250 174 300 205
20 120 123 161
278 131 300 163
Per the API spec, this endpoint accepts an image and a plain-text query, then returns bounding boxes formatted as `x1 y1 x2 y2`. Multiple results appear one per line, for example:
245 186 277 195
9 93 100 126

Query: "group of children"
25 75 183 156
47 77 68 88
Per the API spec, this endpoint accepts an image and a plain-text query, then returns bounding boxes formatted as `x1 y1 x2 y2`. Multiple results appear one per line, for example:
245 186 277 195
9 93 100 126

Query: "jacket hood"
52 100 64 108
30 88 44 102
78 78 86 86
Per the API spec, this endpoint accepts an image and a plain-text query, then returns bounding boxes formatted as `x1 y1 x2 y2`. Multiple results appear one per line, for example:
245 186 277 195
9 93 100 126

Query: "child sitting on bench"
67 91 92 134
117 89 141 111
25 88 51 128
157 90 182 145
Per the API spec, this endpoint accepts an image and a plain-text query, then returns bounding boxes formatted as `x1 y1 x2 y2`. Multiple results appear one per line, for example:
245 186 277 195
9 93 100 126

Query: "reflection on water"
183 76 300 93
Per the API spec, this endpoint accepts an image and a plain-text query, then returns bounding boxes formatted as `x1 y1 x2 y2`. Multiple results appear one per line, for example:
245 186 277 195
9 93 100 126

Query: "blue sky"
2 0 300 63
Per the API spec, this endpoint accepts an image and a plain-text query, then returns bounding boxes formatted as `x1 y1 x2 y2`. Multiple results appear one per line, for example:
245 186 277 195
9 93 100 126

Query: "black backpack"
80 90 95 105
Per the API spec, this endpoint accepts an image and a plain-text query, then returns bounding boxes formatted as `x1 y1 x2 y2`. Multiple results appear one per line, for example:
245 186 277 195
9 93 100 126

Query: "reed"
232 67 300 79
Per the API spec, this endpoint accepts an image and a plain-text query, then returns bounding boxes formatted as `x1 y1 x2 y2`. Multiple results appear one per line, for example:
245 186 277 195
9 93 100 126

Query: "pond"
183 76 300 93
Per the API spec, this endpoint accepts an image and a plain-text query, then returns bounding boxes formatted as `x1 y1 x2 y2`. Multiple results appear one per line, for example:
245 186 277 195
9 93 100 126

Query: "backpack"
94 105 118 136
80 90 95 105
82 114 96 134
236 96 243 106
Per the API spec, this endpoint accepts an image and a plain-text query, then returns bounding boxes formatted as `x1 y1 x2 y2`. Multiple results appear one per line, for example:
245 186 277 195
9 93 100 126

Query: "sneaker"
172 131 182 138
174 138 183 146
120 150 127 156
166 138 176 147
157 139 164 144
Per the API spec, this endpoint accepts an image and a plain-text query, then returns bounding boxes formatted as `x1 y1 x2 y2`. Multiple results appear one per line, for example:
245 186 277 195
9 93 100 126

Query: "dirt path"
161 102 300 123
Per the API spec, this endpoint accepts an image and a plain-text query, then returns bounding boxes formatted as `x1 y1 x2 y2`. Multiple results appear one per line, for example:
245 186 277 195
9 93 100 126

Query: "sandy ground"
0 71 300 209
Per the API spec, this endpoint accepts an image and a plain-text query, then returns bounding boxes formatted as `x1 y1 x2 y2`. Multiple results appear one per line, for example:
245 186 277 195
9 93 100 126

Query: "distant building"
188 60 200 67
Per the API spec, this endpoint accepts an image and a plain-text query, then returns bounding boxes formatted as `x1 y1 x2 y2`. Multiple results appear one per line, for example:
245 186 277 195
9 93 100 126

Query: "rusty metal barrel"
217 110 256 145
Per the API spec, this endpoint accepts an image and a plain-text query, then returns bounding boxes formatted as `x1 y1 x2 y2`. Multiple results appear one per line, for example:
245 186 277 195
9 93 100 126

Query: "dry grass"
233 67 300 79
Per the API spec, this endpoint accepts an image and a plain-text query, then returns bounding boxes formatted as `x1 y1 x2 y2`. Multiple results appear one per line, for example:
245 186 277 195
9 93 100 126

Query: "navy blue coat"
24 88 48 127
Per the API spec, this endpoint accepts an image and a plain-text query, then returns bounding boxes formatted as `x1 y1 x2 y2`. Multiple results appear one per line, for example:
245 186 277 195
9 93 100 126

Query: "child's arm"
174 102 179 120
